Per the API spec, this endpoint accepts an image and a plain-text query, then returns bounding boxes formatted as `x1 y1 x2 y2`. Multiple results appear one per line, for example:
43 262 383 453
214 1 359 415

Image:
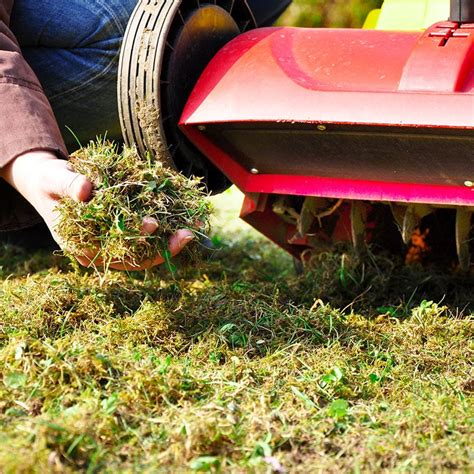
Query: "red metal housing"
179 22 474 257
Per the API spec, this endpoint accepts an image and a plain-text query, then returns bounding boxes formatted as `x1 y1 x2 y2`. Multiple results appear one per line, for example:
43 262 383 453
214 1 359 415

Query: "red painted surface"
179 23 474 256
399 22 474 92
181 25 474 128
180 24 474 207
240 194 305 257
240 194 355 259
185 125 474 206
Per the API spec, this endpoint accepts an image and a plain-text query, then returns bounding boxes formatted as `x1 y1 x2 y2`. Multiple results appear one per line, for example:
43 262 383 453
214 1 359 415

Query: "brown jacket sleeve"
0 0 68 231
0 0 67 165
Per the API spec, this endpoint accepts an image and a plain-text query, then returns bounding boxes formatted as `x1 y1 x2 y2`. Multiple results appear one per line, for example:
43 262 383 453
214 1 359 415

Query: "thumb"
68 173 93 202
47 161 92 202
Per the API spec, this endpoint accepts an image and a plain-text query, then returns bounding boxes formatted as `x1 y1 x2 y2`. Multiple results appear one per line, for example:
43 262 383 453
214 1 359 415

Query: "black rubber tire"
118 0 256 194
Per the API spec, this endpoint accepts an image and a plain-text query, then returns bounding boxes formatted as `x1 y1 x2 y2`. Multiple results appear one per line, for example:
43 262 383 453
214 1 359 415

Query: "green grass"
279 0 383 28
0 188 473 473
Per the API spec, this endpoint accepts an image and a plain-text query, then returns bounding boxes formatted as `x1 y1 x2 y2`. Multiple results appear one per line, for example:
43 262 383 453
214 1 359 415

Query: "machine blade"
455 208 472 272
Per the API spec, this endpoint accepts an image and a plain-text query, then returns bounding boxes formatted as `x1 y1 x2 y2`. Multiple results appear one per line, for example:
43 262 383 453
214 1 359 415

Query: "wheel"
118 0 256 193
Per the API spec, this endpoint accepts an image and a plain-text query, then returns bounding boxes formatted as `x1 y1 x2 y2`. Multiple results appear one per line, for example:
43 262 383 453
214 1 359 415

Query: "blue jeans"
10 0 291 153
10 0 137 151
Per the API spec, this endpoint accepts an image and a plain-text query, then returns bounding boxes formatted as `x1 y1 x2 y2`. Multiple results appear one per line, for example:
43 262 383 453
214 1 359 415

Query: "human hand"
0 151 193 270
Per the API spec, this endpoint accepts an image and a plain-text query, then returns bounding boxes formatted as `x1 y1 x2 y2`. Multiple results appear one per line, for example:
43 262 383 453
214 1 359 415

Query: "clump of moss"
56 140 211 270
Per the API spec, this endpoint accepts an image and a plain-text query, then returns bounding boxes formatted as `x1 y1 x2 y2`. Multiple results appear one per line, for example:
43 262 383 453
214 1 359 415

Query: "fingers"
140 217 159 235
107 230 195 271
76 219 161 267
75 248 103 268
167 229 195 257
141 229 195 269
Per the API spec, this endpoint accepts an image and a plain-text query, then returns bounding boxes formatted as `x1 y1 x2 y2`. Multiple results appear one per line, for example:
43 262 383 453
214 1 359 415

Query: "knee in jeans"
11 0 137 49
78 0 137 48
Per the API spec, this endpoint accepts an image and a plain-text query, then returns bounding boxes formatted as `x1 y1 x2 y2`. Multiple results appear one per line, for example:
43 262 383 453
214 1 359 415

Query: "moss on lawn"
1 4 471 472
0 188 472 473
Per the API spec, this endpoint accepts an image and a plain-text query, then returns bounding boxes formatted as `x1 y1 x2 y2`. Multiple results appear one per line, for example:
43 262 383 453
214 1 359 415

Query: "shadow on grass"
293 249 474 314
200 241 474 313
0 240 472 354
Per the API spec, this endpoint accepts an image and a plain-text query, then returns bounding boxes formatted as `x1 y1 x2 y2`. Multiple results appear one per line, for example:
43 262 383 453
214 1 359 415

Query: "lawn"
0 188 472 472
1 1 473 472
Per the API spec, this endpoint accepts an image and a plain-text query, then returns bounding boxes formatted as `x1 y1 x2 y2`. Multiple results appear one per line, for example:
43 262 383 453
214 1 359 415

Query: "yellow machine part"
364 0 450 30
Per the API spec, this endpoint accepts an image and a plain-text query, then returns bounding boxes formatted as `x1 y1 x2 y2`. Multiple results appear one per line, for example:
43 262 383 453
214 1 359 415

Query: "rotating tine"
391 204 432 245
455 208 472 273
351 201 367 253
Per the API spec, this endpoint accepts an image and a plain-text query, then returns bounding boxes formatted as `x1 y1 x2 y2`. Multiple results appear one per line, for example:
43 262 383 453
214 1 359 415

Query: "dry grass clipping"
56 140 211 271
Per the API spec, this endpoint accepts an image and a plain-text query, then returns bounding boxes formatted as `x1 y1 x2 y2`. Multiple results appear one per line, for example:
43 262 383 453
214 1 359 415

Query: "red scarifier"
181 24 473 203
119 0 474 271
179 21 473 269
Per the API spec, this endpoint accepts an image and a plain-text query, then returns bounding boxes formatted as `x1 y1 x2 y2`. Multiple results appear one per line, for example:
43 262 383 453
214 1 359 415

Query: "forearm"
0 0 70 232
0 0 67 170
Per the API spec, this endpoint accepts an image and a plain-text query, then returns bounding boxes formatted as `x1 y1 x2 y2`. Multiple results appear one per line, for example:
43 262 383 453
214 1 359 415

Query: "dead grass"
57 140 211 271
0 188 472 473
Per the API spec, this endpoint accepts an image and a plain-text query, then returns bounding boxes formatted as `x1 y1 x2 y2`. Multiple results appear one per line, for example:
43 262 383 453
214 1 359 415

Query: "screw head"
250 168 259 175
317 124 327 131
197 125 206 131
464 180 474 188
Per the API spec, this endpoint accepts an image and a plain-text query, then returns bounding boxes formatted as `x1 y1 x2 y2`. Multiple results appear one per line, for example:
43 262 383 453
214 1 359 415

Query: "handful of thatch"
56 140 211 270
